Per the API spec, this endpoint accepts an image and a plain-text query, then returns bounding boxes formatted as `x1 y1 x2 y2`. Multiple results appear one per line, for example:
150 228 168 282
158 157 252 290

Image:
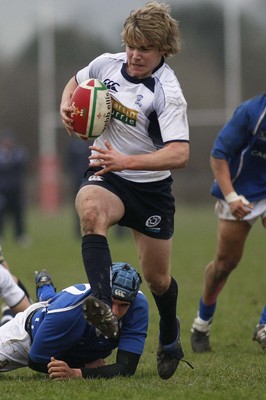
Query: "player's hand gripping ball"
70 79 112 140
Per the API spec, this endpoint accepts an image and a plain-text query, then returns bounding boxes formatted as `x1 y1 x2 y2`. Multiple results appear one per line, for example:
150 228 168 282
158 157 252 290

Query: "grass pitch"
0 204 265 400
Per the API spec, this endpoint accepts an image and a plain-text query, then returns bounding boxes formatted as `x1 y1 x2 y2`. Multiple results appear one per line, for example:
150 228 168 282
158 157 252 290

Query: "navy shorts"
80 167 175 239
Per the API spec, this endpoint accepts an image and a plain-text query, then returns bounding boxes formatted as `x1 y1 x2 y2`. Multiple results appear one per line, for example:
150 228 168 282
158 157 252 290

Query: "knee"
213 268 231 282
143 271 170 296
79 206 101 234
75 191 99 230
211 257 240 280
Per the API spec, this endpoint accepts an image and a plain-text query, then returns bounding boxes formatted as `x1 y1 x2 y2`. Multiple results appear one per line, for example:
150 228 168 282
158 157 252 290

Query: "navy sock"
152 277 178 345
82 234 112 307
199 297 216 321
37 284 56 302
259 305 266 324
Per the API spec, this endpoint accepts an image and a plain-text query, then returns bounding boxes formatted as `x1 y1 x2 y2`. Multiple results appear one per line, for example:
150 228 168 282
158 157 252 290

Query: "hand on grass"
48 357 82 380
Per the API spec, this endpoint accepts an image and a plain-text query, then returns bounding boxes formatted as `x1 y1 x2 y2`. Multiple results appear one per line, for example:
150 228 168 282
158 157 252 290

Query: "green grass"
0 204 266 400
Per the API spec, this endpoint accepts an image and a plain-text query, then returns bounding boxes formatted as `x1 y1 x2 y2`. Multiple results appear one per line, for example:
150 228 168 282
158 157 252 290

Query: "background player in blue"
191 94 266 353
60 1 190 380
0 263 149 379
0 131 30 245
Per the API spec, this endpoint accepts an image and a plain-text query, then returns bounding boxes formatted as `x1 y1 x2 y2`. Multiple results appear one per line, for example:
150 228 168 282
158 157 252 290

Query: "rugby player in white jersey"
60 2 190 379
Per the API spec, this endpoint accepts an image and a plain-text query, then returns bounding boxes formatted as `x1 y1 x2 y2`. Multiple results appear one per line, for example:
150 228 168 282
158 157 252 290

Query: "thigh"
75 185 125 231
216 219 251 263
132 230 172 293
119 177 175 240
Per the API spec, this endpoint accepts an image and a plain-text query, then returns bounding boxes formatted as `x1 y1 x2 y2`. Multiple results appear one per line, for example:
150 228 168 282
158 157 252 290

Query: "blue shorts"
80 167 175 239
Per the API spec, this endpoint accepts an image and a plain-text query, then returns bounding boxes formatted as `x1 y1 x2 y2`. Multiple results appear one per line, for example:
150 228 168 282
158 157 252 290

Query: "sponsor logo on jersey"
251 150 266 159
111 99 138 126
88 175 104 182
103 79 120 92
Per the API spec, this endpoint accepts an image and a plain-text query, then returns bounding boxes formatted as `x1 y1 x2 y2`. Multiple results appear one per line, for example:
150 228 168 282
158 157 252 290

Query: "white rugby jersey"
76 52 189 183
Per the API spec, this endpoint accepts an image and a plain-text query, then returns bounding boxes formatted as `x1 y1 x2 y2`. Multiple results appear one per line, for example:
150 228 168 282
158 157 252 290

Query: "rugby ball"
70 79 112 140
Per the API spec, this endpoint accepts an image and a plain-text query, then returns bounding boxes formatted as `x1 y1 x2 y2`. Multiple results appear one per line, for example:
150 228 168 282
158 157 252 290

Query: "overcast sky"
0 0 265 59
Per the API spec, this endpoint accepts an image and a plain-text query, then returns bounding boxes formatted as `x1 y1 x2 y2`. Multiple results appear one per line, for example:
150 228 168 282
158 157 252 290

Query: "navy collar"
121 57 164 90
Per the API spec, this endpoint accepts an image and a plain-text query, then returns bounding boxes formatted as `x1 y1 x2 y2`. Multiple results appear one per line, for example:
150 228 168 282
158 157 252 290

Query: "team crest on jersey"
111 99 138 126
135 95 143 107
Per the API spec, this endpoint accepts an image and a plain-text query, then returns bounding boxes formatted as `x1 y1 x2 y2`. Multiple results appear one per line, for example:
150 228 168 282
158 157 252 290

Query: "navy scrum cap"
111 262 142 303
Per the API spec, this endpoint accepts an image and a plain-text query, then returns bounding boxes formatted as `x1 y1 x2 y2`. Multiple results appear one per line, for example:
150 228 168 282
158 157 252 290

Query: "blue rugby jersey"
28 284 148 367
211 94 266 202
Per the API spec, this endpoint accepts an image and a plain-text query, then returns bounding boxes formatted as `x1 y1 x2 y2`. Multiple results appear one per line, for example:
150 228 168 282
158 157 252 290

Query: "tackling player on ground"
0 263 149 379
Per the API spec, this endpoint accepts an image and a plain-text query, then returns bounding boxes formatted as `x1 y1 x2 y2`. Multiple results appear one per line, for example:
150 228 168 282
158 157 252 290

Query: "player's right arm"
60 76 78 135
210 157 235 198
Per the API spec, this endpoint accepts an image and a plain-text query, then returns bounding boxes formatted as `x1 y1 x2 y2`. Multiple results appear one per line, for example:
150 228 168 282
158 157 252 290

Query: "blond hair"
121 1 181 57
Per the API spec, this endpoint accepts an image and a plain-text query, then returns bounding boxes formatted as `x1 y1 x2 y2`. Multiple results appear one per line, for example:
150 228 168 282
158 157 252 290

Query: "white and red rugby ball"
70 79 112 140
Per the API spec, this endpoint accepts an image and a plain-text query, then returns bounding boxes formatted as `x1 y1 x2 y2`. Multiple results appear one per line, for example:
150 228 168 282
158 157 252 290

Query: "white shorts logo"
88 175 104 182
145 215 161 228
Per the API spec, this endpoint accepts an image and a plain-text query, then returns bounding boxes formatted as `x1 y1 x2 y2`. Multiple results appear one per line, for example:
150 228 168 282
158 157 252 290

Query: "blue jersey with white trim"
76 52 189 183
211 94 266 201
28 284 148 367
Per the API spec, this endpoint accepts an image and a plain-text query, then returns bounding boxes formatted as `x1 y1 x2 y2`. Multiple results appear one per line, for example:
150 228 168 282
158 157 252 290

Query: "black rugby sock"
82 234 112 307
152 277 178 345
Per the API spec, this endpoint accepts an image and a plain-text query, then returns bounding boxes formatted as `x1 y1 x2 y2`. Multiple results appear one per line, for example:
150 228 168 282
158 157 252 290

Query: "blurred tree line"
0 3 265 207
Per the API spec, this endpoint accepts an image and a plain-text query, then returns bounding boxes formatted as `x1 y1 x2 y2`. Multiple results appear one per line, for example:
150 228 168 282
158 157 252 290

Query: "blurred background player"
60 1 190 380
0 130 30 246
191 93 266 352
0 263 149 379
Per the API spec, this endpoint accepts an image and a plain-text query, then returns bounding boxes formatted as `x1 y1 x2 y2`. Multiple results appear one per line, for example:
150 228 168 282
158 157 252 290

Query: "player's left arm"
47 350 140 380
28 357 49 374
